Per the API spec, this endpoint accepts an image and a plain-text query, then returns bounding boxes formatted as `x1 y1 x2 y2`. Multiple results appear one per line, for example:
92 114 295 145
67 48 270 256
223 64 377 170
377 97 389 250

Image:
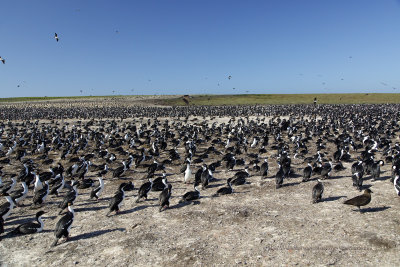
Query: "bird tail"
51 238 59 247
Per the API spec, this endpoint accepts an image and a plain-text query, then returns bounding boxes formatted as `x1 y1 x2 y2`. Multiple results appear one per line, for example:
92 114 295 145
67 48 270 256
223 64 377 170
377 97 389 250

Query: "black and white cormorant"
302 163 312 182
8 211 45 235
32 181 49 206
152 172 167 191
226 156 236 171
107 183 127 216
51 203 75 247
0 193 15 221
352 172 363 191
260 158 268 177
370 160 384 181
49 174 65 196
112 161 128 179
320 160 333 179
393 175 399 196
136 179 153 203
158 183 172 212
184 160 192 184
1 177 16 195
214 178 233 196
89 177 104 201
33 172 43 192
10 181 28 206
275 163 284 189
58 181 79 214
231 166 250 186
179 183 200 203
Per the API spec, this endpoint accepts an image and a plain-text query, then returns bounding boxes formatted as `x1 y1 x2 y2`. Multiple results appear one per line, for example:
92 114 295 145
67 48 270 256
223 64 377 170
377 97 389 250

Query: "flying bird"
0 56 5 64
54 33 59 42
228 75 232 80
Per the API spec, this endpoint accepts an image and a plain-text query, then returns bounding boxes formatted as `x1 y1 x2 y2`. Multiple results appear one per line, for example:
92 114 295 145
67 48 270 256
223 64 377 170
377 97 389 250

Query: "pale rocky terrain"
0 101 399 267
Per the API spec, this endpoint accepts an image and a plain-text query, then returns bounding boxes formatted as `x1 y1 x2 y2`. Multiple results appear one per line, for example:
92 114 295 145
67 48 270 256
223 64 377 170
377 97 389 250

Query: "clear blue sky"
1 0 400 97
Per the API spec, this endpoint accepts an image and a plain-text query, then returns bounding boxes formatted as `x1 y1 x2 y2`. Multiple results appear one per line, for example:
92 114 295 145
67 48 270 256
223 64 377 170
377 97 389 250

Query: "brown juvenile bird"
312 179 324 203
343 189 372 212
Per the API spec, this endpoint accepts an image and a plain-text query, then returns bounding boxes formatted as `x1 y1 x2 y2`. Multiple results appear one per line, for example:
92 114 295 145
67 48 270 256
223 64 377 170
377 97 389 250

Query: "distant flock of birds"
1 103 400 247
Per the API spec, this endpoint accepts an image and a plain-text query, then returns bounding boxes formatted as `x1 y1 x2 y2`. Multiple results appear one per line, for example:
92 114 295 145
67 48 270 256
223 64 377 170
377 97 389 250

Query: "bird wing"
109 191 123 208
344 195 369 205
19 222 40 234
0 202 11 215
55 213 73 234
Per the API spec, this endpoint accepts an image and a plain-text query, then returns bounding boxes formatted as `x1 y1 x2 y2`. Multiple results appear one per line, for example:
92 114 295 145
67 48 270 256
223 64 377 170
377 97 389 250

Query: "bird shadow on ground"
283 181 301 187
170 200 201 209
6 214 32 221
69 228 125 242
118 205 149 215
322 196 346 202
1 228 53 239
6 217 34 226
206 183 224 188
288 173 302 179
361 206 391 213
75 205 108 212
327 175 346 180
361 184 373 190
371 175 391 181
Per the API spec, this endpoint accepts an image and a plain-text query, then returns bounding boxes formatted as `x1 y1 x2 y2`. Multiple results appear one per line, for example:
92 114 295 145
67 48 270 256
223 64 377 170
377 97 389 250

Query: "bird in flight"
54 33 59 42
0 56 5 64
228 75 232 80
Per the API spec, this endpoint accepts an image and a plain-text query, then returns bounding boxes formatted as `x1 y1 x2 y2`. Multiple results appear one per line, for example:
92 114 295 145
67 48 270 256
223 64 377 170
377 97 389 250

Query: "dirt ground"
0 115 399 267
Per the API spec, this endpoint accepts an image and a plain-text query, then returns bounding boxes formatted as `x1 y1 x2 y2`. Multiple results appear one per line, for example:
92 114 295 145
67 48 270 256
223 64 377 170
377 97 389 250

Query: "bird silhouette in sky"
54 33 59 42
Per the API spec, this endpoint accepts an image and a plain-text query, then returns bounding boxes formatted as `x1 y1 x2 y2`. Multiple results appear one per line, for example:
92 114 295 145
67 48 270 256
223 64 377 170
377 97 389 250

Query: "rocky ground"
0 114 399 267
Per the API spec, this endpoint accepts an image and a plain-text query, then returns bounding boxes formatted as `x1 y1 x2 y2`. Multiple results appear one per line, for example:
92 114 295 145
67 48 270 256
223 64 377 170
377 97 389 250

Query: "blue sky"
1 0 400 97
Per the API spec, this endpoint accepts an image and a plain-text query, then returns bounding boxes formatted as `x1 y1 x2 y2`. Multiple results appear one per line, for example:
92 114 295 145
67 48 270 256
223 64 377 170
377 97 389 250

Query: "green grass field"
156 93 400 106
1 93 400 105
